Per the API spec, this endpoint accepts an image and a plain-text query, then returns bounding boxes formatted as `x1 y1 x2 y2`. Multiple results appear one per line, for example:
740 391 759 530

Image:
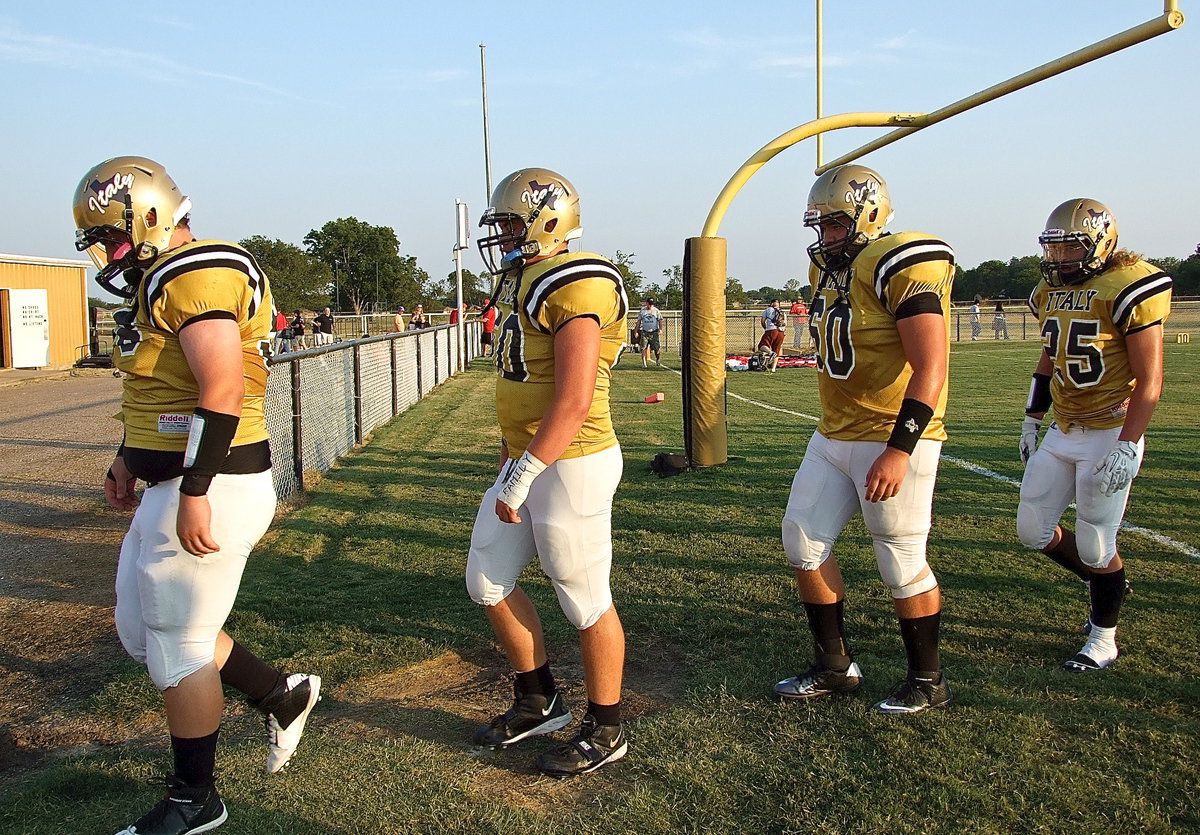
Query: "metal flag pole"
480 44 494 206
454 200 469 371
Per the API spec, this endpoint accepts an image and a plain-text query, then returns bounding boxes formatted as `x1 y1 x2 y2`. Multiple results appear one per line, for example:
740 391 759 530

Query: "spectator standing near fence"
993 301 1008 340
480 298 498 357
72 156 320 835
313 307 335 346
636 296 664 368
290 310 307 350
466 167 630 777
407 304 428 330
790 298 809 352
970 299 982 340
272 309 290 354
759 299 786 371
392 306 406 333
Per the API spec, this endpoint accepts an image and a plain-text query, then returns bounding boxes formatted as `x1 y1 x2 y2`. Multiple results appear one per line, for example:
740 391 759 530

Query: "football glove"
1094 440 1140 497
1019 417 1042 465
496 450 547 512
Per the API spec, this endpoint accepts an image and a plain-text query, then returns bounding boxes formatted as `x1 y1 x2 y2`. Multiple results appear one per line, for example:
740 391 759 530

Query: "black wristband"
180 473 215 497
887 398 935 455
180 407 239 496
1026 373 1052 416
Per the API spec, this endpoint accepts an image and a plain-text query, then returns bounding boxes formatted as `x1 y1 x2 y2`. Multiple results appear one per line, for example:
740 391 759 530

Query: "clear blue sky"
2 2 1196 302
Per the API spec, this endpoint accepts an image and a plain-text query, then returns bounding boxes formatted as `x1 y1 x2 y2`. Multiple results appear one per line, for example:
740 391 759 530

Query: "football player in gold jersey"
465 168 630 776
776 164 955 714
1018 199 1172 672
74 157 320 835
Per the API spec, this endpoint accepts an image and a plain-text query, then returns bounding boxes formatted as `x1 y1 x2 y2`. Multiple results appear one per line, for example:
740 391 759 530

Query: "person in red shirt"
789 298 809 353
480 298 498 357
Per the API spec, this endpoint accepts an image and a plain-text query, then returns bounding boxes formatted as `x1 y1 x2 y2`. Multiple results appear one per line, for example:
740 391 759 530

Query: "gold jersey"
493 251 628 459
113 240 273 450
1028 259 1172 429
807 231 956 442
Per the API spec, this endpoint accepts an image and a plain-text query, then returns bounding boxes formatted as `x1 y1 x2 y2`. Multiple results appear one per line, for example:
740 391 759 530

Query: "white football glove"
1094 440 1140 497
1019 417 1042 465
496 450 547 512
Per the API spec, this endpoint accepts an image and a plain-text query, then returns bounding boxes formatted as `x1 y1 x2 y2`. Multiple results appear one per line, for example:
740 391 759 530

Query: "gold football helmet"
1038 198 1118 287
804 164 893 271
72 156 191 298
478 168 582 273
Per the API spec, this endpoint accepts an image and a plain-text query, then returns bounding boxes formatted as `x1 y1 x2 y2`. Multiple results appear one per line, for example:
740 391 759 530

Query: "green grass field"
4 342 1198 834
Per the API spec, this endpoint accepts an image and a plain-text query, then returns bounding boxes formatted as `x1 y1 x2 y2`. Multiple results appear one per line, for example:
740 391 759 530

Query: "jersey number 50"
809 295 855 379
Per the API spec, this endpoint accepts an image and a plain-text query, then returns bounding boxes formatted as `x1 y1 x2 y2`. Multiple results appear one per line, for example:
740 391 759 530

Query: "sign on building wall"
6 288 51 367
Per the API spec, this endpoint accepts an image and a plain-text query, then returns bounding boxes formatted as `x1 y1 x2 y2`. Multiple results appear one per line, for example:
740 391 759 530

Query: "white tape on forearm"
496 450 547 511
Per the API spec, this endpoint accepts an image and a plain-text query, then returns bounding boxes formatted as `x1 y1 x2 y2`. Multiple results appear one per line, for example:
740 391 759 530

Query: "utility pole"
453 200 470 371
480 43 494 205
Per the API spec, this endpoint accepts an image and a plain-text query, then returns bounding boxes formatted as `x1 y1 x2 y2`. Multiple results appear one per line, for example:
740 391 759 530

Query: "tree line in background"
91 236 1200 313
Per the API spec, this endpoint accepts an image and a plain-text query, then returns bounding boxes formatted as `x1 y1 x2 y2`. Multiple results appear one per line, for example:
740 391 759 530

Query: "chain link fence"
625 300 1200 355
265 322 481 501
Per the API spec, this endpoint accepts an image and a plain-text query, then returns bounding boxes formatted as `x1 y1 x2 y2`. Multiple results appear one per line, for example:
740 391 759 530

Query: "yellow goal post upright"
679 1 1184 470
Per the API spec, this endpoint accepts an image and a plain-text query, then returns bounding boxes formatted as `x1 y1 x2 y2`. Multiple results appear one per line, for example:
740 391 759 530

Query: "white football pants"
782 432 941 599
114 470 276 690
1017 423 1142 568
466 444 622 629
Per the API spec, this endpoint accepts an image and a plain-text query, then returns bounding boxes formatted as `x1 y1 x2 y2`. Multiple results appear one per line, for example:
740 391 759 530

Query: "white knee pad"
782 517 834 572
873 535 938 599
1017 502 1056 551
143 628 217 691
465 552 517 608
887 571 939 600
554 587 613 630
1075 520 1117 569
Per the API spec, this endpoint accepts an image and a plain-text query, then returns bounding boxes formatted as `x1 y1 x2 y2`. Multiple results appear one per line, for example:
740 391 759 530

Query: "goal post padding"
682 236 728 468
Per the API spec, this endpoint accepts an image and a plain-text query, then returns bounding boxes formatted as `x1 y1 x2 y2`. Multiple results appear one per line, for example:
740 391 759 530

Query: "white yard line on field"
723 385 1200 559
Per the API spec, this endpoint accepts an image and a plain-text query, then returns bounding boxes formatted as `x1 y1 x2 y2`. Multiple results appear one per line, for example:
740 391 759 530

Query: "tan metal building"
0 253 91 369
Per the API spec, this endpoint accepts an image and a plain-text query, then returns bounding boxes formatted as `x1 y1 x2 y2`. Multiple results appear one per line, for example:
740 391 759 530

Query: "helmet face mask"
72 156 191 298
804 164 893 272
1038 198 1118 287
478 168 581 274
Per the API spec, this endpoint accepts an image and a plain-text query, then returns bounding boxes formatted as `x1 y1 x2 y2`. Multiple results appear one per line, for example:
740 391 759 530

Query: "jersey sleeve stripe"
144 244 266 331
180 310 239 329
873 240 955 304
523 259 626 333
1111 272 1173 330
1027 285 1040 316
894 291 943 320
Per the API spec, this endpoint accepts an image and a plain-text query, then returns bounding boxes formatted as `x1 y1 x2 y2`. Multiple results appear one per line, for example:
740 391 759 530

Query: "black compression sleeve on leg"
220 640 283 703
172 729 219 788
899 612 942 673
180 407 239 497
804 600 851 667
1089 568 1127 629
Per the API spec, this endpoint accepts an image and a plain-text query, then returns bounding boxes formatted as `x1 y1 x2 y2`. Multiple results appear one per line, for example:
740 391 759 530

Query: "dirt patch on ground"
0 375 683 802
324 641 686 811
